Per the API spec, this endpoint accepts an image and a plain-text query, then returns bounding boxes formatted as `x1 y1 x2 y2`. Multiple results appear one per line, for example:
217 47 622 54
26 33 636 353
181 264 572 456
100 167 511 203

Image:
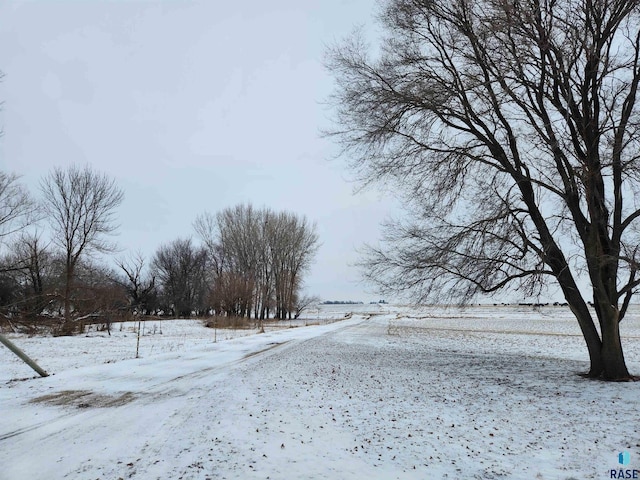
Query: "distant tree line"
322 301 364 305
0 166 320 334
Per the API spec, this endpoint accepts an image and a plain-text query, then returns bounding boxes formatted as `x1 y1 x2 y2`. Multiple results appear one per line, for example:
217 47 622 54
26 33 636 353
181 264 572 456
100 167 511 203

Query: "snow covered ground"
1 305 639 479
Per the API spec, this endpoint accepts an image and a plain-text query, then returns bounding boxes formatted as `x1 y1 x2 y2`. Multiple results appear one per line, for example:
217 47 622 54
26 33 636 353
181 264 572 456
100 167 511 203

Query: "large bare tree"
40 165 124 330
327 0 640 380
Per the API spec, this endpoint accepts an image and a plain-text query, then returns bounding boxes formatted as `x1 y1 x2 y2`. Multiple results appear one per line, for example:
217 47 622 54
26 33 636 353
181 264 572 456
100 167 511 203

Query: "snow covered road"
1 309 639 479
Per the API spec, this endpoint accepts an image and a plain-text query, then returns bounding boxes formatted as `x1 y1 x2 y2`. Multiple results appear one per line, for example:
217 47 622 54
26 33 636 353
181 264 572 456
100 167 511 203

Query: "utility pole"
0 333 49 377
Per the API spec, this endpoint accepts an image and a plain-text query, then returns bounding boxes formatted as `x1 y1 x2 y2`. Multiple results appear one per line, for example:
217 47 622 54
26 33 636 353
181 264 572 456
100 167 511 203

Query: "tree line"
0 165 319 334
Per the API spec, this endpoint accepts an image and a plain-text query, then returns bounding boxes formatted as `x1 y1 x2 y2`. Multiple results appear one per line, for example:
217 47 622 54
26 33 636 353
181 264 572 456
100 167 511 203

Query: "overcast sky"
0 0 403 303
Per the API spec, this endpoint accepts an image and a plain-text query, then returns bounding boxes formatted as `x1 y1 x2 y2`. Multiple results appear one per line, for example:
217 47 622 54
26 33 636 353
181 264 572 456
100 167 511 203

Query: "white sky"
0 0 398 303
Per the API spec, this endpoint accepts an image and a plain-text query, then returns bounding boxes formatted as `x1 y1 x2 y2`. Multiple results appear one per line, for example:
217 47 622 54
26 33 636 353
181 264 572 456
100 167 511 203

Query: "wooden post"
0 333 49 377
136 320 142 358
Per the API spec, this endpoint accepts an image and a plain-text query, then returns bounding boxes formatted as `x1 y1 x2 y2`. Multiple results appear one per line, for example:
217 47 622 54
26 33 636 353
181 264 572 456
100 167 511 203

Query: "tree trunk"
61 263 75 335
64 269 72 323
561 279 604 378
600 306 631 380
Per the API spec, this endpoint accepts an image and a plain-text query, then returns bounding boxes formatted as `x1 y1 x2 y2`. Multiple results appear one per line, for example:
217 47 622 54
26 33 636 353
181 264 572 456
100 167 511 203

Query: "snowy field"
1 304 640 479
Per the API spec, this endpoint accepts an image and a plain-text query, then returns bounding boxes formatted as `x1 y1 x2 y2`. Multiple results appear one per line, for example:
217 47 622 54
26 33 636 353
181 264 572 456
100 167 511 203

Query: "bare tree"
194 212 226 278
115 252 156 316
257 211 275 320
9 232 56 317
212 205 262 319
294 293 321 319
327 0 640 380
194 210 228 315
40 165 124 331
152 238 208 317
266 211 320 319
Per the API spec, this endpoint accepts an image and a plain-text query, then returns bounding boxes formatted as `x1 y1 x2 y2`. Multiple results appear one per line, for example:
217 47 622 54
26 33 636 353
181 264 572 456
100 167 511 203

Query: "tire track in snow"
0 340 292 445
0 318 367 459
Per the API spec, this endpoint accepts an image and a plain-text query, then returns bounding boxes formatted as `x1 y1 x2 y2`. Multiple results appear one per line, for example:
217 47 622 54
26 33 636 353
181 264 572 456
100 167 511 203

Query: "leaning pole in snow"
0 333 49 377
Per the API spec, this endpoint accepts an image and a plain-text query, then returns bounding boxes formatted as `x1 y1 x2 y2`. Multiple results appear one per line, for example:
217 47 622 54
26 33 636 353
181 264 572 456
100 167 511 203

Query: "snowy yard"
1 305 639 479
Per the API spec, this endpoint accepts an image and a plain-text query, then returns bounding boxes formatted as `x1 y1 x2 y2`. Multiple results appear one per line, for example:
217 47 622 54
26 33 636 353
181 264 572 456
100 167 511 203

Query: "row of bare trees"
142 205 320 322
194 204 320 321
0 166 320 333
